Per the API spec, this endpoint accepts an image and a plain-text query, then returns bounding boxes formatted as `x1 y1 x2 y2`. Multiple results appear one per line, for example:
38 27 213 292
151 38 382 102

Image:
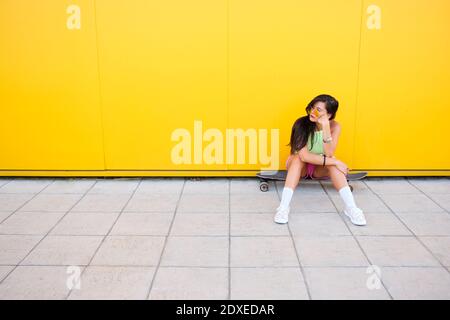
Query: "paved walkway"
0 176 449 300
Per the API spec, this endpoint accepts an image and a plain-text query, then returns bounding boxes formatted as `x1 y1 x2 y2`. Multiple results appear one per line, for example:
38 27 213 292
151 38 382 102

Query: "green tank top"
307 130 324 155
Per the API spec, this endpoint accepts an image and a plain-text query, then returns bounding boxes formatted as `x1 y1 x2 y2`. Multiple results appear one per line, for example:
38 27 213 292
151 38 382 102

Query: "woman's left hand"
317 112 330 126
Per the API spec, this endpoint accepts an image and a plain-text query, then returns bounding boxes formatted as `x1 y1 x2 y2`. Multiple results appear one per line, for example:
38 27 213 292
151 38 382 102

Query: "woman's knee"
289 155 303 168
291 154 305 164
328 165 345 176
328 165 338 171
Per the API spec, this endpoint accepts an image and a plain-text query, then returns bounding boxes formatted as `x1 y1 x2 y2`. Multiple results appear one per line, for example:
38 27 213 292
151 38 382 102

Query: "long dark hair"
287 94 339 155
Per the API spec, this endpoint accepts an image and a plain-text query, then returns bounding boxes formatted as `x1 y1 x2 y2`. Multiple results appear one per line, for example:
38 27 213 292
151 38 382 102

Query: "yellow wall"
1 0 449 177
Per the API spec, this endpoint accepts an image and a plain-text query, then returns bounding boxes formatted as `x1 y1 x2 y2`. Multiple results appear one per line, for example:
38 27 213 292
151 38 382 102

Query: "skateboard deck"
256 170 367 192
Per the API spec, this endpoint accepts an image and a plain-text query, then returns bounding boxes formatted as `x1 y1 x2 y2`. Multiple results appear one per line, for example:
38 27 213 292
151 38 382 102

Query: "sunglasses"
308 107 321 117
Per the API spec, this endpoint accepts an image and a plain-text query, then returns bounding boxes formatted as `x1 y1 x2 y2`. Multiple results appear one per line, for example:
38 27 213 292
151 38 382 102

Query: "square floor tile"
0 265 14 281
183 178 229 194
0 212 12 223
365 178 420 195
357 236 440 267
381 267 450 299
71 194 131 212
407 178 450 194
230 194 278 213
149 267 228 300
232 179 276 194
289 213 351 237
91 236 165 266
18 194 82 212
0 212 13 223
21 235 103 266
0 179 53 194
304 267 391 299
427 194 450 211
0 179 13 188
68 266 155 300
230 267 309 300
419 237 450 266
289 194 337 213
230 213 289 236
110 213 173 236
230 237 299 267
42 179 97 194
0 235 42 265
124 194 179 213
0 266 76 299
0 194 35 211
397 213 450 236
171 213 228 236
344 213 412 236
0 211 65 235
379 194 444 213
294 236 369 267
161 236 228 267
135 178 184 194
50 212 119 236
88 179 140 194
178 194 229 213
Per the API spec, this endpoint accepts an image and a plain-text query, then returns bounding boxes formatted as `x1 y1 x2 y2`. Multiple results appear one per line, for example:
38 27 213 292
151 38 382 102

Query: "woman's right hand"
335 159 349 175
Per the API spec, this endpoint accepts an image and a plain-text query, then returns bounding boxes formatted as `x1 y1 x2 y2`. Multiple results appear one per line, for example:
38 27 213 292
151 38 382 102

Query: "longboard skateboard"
256 170 367 192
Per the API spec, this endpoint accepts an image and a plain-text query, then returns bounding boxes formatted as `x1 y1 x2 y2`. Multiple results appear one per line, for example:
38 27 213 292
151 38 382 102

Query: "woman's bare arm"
298 147 338 166
322 121 341 157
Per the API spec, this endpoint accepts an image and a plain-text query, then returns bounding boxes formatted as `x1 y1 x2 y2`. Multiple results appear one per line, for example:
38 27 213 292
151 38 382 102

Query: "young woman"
274 94 366 226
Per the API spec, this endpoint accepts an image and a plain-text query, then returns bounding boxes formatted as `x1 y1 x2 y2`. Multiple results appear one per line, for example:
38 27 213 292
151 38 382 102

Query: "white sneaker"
343 206 366 226
274 206 290 224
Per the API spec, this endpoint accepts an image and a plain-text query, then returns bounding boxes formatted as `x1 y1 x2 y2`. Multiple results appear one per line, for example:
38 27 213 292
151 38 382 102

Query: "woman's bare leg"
275 155 307 223
328 165 366 225
284 154 307 190
327 165 348 190
274 155 306 223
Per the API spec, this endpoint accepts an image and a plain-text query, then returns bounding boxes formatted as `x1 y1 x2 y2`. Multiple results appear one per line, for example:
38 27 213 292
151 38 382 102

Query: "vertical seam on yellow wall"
226 0 230 171
352 0 365 170
93 0 107 171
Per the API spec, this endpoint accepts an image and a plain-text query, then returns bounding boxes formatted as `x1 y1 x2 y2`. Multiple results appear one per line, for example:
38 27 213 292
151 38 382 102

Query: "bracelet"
322 155 326 167
323 136 332 143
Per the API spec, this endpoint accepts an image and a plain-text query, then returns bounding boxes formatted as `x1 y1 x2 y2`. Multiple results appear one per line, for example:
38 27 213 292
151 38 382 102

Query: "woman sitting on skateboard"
274 94 366 226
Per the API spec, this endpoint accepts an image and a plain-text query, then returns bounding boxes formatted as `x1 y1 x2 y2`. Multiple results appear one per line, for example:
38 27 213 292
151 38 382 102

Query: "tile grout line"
64 178 143 300
0 232 450 238
0 178 15 191
0 177 94 287
0 179 59 283
362 179 450 276
275 180 312 300
405 177 450 215
1 263 446 269
144 178 187 300
5 232 443 238
319 180 394 300
0 179 56 224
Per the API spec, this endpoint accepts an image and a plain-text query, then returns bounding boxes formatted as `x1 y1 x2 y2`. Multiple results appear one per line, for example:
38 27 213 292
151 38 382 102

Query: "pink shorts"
285 155 329 180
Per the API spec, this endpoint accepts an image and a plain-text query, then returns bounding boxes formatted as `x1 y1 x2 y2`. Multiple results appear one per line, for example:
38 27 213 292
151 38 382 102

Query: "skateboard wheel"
259 182 269 192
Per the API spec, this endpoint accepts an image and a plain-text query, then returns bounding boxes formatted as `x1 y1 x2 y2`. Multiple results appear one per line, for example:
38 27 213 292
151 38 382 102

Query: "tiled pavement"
0 176 449 300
